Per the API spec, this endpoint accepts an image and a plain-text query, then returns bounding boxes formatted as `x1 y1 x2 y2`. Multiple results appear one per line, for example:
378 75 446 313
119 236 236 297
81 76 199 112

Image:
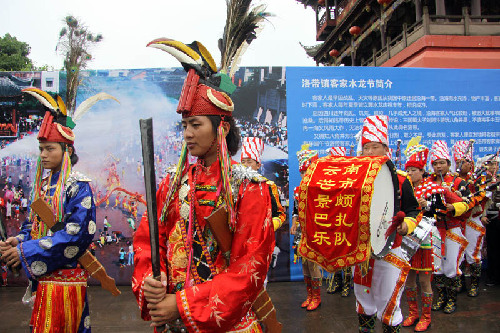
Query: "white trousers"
434 227 468 278
354 247 410 326
464 216 486 265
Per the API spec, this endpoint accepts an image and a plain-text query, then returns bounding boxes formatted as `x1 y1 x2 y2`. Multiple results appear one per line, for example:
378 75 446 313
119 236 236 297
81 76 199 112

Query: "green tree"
0 33 33 71
57 15 103 114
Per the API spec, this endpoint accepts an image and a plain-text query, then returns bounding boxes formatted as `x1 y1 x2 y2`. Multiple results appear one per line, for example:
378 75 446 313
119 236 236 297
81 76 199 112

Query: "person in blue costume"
0 88 100 333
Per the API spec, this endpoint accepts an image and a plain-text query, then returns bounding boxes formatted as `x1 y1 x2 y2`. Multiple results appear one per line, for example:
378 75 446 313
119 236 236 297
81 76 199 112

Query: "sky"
1 0 319 70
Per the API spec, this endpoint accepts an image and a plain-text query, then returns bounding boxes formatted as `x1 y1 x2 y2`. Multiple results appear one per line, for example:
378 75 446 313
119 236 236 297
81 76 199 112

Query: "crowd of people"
0 92 498 332
238 118 288 153
0 41 498 333
291 115 499 333
0 114 43 149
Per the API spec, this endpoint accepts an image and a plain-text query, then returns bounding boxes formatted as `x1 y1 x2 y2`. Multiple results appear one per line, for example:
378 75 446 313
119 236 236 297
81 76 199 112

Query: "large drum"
297 156 400 272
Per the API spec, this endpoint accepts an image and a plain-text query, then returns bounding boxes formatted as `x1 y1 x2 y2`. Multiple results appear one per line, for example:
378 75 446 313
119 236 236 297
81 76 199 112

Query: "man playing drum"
428 140 470 314
353 115 419 333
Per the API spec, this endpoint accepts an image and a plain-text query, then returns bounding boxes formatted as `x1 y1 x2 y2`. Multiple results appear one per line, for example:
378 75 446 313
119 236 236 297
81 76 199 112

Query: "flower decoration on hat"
241 137 265 163
297 144 319 172
361 115 389 147
404 136 429 170
430 140 450 163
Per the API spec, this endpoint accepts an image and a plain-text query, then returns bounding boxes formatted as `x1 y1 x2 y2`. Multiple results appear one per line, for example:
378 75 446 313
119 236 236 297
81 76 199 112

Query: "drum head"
369 160 399 259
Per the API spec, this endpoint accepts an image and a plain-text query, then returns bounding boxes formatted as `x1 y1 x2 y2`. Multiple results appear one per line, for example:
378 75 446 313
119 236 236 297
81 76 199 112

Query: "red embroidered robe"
132 160 275 332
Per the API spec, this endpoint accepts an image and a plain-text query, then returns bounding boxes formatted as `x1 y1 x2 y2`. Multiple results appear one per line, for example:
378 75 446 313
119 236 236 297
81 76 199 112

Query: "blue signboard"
286 66 500 280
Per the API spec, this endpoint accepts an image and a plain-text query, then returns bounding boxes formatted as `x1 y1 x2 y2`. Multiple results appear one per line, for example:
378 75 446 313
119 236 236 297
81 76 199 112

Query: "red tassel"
30 269 87 332
385 211 406 238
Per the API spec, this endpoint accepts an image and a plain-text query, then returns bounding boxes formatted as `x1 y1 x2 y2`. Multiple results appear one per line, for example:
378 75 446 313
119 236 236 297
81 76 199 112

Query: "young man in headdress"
428 140 470 314
132 39 276 332
324 147 353 298
452 140 485 297
289 145 322 311
0 88 97 332
402 143 433 332
240 137 286 232
353 115 419 333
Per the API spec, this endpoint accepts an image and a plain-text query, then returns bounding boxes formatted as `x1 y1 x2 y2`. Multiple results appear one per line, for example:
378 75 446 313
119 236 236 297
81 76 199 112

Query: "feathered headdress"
23 88 118 235
219 0 271 78
150 1 270 228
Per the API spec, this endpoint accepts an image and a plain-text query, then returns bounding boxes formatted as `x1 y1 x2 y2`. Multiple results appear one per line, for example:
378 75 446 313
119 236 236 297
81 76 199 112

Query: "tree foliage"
57 15 102 114
0 33 33 71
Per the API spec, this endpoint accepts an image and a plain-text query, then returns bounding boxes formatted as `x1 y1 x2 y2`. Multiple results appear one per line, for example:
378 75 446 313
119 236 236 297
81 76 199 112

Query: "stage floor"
1 281 499 332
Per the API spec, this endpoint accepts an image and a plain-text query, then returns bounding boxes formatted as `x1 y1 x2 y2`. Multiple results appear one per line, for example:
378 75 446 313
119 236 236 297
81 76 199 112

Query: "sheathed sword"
139 118 163 281
140 118 168 332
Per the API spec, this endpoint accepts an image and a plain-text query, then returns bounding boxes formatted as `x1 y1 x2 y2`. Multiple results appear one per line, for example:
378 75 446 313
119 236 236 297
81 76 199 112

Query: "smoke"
72 78 180 191
3 75 181 196
0 134 38 159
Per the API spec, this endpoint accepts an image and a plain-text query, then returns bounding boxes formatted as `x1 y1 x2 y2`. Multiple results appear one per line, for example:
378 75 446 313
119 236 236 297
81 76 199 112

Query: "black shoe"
443 288 457 314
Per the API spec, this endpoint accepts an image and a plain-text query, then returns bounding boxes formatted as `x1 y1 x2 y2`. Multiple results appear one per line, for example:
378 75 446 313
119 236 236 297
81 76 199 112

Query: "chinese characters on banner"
298 156 388 272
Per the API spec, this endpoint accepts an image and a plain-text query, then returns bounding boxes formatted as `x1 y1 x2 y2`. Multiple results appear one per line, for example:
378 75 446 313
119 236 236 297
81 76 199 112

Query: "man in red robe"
132 39 275 333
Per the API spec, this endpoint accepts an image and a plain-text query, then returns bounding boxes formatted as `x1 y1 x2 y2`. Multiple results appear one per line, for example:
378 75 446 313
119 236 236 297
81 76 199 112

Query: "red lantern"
349 26 361 36
329 49 339 57
377 0 390 5
318 0 325 5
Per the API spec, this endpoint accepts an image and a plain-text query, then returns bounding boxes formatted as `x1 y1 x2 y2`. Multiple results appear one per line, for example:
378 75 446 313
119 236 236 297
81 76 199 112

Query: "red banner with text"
297 156 388 272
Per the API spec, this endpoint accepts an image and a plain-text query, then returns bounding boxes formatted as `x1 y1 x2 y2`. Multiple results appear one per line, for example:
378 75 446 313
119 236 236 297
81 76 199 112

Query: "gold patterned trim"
446 230 469 276
179 289 200 333
382 253 410 325
467 220 486 264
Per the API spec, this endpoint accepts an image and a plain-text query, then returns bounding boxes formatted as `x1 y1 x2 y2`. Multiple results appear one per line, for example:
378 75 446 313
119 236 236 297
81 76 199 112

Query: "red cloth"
409 247 433 271
177 69 233 118
298 156 388 271
132 160 274 332
30 268 88 333
37 111 74 144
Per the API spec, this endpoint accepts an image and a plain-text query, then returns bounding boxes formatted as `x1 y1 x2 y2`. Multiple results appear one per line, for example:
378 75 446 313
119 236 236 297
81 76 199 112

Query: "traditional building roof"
298 0 500 67
0 76 22 98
